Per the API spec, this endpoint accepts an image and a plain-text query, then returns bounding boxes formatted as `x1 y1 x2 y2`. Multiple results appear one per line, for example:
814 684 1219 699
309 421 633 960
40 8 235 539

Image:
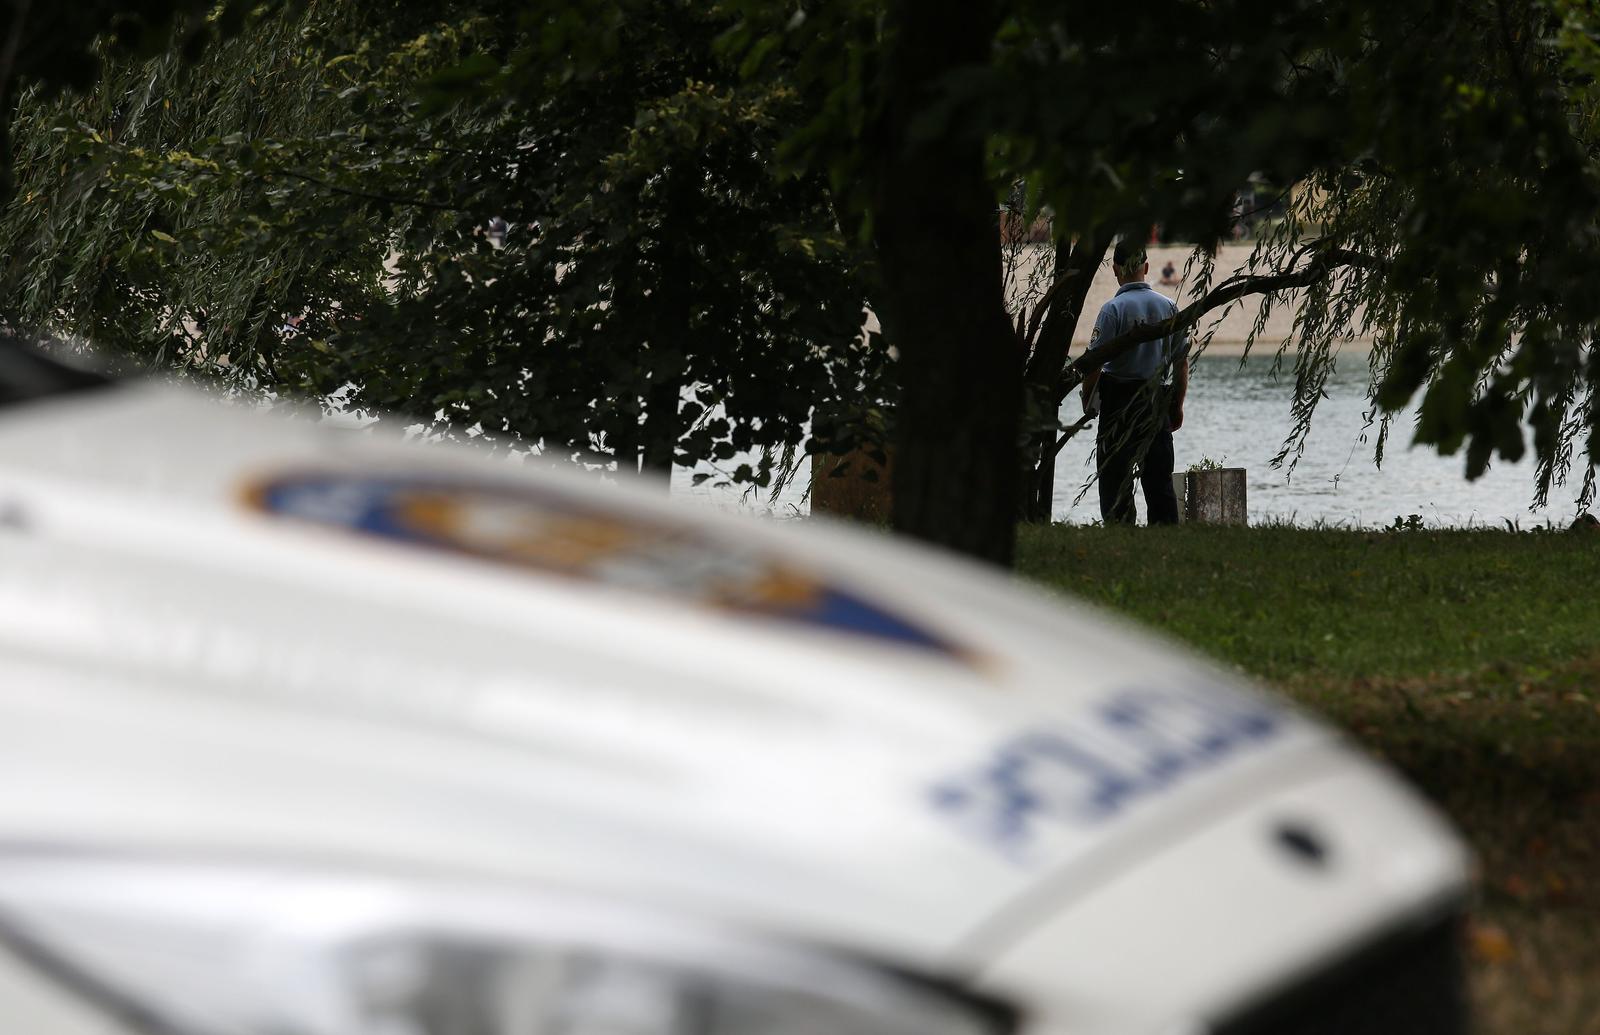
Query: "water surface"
679 352 1586 528
1054 353 1580 527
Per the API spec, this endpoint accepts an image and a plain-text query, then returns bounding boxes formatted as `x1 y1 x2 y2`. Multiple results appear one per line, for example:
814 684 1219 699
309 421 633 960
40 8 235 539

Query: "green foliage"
13 0 1600 527
0 0 274 199
3 0 263 96
718 0 1600 517
0 0 886 482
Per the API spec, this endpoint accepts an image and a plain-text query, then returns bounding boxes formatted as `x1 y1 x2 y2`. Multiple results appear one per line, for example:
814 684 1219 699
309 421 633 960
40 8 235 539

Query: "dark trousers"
1096 375 1179 526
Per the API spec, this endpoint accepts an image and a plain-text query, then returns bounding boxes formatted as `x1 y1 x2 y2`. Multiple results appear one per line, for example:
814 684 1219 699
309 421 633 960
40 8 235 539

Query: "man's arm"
1081 366 1102 415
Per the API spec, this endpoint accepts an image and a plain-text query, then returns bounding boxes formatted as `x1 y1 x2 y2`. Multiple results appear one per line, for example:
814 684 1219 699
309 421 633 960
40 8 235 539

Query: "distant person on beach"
1159 260 1179 286
1081 240 1190 525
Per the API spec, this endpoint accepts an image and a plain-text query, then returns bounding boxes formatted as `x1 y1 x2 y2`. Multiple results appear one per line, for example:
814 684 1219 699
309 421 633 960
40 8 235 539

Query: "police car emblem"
245 472 961 656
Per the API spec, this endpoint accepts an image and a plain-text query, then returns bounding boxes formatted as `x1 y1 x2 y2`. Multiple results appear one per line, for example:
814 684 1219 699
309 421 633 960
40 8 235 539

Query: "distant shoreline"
1033 243 1375 358
1187 337 1373 358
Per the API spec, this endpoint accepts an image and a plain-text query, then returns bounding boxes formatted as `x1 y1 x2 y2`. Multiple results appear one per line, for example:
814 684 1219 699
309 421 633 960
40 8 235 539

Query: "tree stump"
1184 468 1248 525
810 446 894 523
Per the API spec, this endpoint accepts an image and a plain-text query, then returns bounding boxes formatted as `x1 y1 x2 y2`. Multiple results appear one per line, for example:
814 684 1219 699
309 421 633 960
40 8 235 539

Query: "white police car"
0 348 1470 1035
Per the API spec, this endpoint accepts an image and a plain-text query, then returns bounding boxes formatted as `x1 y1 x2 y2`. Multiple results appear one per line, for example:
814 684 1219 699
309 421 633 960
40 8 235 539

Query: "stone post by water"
810 446 894 523
1183 468 1248 525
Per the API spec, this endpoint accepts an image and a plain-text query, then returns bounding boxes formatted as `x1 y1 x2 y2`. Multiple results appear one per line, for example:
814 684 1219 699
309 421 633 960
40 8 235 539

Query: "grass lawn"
1016 524 1600 1035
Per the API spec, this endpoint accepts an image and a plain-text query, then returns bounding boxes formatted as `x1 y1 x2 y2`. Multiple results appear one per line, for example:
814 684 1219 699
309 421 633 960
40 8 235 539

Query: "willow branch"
1052 412 1095 454
1021 253 1084 348
1055 246 1384 401
265 168 467 213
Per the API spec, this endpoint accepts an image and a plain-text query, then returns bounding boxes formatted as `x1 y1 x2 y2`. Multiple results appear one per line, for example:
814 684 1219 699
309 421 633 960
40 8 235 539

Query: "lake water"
1049 353 1583 528
680 351 1588 529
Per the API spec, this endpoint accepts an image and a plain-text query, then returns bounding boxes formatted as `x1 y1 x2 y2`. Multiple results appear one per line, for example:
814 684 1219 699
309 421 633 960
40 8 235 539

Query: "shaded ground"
1016 524 1600 1034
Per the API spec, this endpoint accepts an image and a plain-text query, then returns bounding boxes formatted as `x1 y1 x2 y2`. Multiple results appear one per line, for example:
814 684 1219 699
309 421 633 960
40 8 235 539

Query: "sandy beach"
1048 243 1373 358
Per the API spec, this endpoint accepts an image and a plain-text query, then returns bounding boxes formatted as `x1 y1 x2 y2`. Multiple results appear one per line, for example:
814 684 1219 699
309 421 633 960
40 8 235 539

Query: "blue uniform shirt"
1091 282 1186 382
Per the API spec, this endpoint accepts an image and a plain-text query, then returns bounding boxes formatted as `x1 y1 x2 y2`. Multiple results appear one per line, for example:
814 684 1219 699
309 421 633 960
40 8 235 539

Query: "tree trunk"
1026 447 1058 523
873 0 1016 566
1020 233 1110 522
608 403 645 478
637 172 693 487
639 357 681 481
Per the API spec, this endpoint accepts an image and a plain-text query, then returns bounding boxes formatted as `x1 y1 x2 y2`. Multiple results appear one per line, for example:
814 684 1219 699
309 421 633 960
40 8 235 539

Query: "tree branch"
1023 231 1110 385
1230 185 1293 225
266 168 467 213
1019 252 1076 349
1055 245 1384 399
1051 411 1094 456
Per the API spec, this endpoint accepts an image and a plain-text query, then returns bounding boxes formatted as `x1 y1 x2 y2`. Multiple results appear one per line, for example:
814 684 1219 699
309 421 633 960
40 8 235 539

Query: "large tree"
0 1 886 485
0 1 265 198
725 0 1600 563
11 0 1600 569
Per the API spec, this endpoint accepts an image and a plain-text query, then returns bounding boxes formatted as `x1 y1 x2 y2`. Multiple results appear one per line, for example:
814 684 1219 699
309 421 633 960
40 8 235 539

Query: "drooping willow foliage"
980 0 1600 516
0 7 386 377
1210 105 1600 513
0 0 882 486
6 0 1600 524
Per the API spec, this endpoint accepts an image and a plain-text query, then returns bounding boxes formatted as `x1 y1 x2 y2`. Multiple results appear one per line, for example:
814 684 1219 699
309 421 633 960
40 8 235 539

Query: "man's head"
1112 240 1148 284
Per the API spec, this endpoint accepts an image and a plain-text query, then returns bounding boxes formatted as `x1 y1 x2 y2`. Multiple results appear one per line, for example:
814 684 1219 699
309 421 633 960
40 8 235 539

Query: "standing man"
1081 240 1189 525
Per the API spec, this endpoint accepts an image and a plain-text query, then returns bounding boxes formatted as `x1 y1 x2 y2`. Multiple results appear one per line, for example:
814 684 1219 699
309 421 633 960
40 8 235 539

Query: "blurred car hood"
0 383 1450 981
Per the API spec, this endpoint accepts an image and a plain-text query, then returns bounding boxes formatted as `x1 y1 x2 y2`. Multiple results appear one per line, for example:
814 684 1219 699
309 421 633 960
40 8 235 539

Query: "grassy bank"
1016 524 1600 1034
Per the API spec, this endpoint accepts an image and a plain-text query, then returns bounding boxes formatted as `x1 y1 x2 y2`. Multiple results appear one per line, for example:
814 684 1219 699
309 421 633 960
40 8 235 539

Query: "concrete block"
810 446 893 523
1185 468 1248 525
